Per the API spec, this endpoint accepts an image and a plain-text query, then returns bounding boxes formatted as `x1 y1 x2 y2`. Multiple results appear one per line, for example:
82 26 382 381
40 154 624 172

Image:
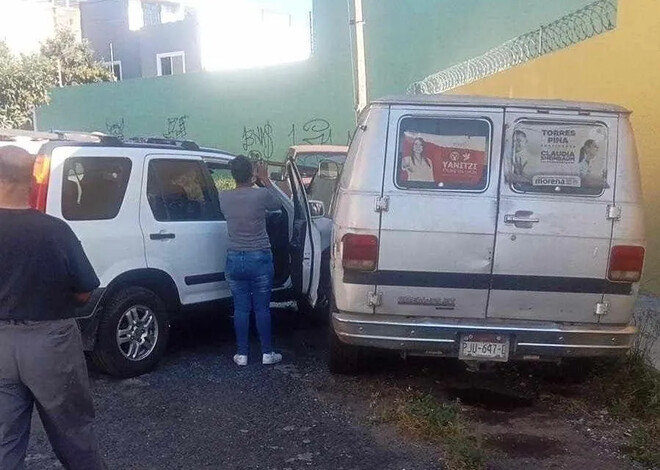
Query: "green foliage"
396 394 486 470
0 43 52 128
0 29 113 129
40 29 114 86
214 175 236 191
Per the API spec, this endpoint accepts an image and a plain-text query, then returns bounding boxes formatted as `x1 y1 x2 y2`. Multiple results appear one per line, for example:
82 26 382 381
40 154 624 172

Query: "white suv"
2 131 323 378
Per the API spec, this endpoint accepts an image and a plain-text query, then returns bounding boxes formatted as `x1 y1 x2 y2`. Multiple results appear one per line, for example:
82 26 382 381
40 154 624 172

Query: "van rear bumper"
332 312 636 359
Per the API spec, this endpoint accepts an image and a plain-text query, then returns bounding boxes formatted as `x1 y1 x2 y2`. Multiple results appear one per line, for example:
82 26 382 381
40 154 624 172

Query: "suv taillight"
608 245 645 283
29 155 50 212
342 234 378 271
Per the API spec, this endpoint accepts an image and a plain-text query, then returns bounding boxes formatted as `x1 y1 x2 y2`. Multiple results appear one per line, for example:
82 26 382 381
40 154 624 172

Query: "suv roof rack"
0 128 122 145
126 137 200 151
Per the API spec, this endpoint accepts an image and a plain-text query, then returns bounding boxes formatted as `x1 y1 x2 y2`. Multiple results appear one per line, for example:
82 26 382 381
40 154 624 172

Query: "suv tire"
91 287 170 378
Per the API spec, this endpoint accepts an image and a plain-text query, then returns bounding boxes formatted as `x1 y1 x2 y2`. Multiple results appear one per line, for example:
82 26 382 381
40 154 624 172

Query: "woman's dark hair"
579 139 597 162
229 155 253 184
0 145 34 184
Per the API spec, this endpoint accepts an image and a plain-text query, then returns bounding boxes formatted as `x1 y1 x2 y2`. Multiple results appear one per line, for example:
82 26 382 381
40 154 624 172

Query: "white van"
1 131 323 377
329 95 646 373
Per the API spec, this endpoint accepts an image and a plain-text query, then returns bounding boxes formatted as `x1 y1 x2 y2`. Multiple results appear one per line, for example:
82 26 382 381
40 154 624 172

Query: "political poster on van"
508 122 608 192
400 132 488 188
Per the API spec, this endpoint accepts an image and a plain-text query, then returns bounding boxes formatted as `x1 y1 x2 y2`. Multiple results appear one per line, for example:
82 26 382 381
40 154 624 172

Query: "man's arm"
256 162 283 210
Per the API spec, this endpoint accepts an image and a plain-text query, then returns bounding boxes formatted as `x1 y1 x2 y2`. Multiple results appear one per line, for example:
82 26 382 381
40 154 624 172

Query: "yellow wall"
454 0 660 292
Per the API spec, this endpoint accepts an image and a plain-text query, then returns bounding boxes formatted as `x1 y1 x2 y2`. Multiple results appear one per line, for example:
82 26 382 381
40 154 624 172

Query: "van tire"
91 287 170 378
328 327 362 374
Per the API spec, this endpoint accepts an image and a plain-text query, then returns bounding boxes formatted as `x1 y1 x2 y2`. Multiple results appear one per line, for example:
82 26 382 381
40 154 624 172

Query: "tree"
0 43 52 129
40 29 114 86
0 29 113 128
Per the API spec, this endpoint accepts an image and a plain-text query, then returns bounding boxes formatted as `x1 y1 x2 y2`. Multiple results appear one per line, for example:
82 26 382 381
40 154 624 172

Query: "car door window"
147 159 221 222
396 117 491 191
62 157 132 220
207 164 236 191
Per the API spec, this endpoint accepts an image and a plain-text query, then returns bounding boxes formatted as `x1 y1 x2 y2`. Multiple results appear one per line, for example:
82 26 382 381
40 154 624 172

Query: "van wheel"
328 326 362 374
91 287 170 378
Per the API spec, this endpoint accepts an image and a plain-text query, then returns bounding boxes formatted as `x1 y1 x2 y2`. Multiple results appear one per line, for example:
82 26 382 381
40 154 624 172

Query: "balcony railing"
408 0 617 94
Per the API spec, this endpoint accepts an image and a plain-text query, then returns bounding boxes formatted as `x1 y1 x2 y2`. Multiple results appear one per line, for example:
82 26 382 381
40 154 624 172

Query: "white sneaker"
233 354 248 366
262 352 282 365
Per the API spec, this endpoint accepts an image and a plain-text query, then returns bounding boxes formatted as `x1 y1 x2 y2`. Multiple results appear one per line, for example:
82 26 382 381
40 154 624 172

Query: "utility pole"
57 59 63 87
352 0 368 115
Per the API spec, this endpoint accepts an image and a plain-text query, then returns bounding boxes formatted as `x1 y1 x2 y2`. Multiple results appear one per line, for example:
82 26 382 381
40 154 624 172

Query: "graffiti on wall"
105 118 125 139
242 118 340 160
242 121 275 160
163 115 189 139
288 118 333 146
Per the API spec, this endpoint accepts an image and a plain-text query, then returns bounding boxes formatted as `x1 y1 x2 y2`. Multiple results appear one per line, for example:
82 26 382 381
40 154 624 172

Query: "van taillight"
608 245 645 283
29 155 50 212
342 234 378 271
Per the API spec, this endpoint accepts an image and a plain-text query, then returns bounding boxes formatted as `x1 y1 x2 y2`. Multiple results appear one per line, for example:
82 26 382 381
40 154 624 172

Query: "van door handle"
504 215 539 224
150 232 176 240
504 212 539 228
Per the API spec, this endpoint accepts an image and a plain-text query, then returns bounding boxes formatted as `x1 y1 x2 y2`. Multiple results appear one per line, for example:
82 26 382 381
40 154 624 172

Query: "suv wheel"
91 287 170 378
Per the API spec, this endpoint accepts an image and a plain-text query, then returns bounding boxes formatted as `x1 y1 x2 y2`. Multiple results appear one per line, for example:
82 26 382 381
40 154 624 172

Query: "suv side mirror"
318 160 340 180
308 200 325 218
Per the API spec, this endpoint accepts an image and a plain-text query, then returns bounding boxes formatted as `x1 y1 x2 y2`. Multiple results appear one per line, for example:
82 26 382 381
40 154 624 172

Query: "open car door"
287 160 322 307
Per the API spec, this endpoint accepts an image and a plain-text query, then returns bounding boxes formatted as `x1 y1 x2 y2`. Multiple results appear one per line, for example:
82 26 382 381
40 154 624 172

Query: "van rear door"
374 106 504 319
488 109 619 323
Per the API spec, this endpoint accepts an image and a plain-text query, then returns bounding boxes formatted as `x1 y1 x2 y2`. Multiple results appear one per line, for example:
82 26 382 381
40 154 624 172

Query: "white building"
0 0 81 55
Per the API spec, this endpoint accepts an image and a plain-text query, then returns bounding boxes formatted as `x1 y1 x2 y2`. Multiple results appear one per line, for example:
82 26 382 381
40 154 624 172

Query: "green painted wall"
37 0 596 160
38 0 356 161
363 0 598 100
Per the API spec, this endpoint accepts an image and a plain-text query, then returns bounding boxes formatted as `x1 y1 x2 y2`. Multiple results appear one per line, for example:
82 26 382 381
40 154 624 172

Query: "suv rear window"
507 120 609 196
396 117 491 191
62 157 132 220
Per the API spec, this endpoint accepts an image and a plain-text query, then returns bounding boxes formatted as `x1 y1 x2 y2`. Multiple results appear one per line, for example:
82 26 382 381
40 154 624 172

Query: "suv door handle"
150 232 176 240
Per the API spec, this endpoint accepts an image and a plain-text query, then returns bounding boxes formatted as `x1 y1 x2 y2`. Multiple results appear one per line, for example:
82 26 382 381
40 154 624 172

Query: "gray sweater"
218 186 282 251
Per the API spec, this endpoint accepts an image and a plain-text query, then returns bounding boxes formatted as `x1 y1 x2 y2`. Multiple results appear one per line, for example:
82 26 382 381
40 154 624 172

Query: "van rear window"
62 157 132 220
507 121 609 196
396 117 491 191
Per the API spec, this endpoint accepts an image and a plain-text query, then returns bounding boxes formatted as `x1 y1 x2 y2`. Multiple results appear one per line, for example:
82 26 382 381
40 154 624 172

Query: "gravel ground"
635 294 660 369
23 297 660 469
25 306 441 470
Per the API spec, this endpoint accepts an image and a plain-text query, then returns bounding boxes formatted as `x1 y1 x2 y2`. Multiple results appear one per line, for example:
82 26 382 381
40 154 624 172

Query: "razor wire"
408 0 617 94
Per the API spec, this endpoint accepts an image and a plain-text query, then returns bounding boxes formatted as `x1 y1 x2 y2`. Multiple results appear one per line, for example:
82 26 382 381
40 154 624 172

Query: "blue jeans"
225 249 275 356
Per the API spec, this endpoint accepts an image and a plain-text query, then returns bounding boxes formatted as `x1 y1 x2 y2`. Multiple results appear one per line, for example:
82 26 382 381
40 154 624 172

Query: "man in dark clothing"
0 145 106 470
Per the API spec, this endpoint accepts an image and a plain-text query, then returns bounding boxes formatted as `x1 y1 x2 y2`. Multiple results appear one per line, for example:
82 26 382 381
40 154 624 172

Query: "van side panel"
332 106 389 315
601 117 646 324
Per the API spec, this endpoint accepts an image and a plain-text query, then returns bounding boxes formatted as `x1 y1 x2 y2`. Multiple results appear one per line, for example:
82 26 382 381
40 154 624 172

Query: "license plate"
459 333 510 362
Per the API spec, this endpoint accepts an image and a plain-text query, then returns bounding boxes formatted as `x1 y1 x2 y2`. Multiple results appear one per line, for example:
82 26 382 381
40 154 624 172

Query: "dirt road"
25 305 649 469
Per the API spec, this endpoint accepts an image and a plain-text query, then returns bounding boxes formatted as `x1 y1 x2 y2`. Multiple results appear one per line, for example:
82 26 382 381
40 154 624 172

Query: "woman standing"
218 156 282 366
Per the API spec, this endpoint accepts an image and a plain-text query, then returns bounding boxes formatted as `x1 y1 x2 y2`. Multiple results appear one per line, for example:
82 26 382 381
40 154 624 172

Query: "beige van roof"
373 95 630 114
